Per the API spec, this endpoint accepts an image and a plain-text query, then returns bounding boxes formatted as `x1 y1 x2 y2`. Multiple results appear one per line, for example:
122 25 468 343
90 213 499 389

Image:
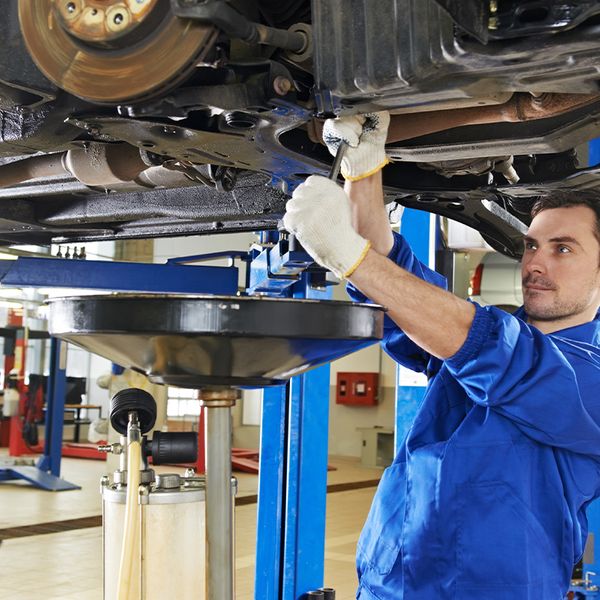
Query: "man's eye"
558 245 571 254
524 242 536 250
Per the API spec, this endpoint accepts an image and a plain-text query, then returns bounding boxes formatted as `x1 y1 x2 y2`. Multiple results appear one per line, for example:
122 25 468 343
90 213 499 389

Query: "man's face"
521 205 600 325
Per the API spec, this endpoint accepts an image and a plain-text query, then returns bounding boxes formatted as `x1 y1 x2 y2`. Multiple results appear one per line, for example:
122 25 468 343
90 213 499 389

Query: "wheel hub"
19 0 218 104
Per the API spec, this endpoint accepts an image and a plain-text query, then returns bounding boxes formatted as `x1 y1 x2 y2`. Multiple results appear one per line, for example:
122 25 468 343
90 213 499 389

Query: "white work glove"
283 175 371 279
322 111 390 181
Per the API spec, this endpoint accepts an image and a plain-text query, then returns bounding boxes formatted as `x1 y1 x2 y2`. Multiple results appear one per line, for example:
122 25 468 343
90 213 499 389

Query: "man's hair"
531 194 600 248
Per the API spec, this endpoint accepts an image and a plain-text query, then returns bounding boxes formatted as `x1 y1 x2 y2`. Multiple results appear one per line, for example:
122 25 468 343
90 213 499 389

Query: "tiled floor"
0 454 381 599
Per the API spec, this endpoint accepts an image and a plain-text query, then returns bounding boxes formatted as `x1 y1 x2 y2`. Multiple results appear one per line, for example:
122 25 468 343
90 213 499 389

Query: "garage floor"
0 454 381 600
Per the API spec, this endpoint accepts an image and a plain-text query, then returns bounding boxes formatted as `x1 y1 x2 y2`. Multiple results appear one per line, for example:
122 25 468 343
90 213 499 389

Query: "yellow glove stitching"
343 240 372 279
342 157 390 182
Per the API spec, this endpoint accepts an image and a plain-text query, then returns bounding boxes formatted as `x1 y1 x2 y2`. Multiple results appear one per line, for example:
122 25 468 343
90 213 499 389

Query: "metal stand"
200 388 239 600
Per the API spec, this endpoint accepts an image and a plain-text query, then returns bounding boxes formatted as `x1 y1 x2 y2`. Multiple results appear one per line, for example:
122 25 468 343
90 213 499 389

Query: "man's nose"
523 250 548 275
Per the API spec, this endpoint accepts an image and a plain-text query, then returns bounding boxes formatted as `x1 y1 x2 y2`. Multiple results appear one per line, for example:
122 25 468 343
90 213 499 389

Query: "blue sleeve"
446 304 600 456
346 231 447 374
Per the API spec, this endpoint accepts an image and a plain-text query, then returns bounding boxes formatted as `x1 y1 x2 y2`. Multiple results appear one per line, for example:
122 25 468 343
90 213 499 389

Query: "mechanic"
283 112 600 599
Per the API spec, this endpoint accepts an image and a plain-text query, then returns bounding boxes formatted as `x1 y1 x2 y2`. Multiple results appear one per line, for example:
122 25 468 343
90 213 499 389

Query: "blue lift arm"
0 256 239 295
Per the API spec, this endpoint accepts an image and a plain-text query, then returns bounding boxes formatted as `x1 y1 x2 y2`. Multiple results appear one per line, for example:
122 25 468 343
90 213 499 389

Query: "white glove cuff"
341 152 390 182
330 237 372 279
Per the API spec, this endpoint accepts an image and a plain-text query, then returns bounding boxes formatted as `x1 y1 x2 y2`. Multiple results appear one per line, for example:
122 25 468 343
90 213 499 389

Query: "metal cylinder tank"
102 473 206 600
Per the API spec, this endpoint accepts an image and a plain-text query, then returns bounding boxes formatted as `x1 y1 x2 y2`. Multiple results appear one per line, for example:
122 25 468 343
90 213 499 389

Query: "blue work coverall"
348 232 600 600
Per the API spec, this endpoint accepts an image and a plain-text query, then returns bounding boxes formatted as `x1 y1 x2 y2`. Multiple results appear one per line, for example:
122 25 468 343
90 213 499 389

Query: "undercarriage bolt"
273 76 293 96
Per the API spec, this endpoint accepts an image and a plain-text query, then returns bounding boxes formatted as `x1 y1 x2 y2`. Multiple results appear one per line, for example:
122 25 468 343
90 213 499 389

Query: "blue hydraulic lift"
255 274 331 599
393 209 436 453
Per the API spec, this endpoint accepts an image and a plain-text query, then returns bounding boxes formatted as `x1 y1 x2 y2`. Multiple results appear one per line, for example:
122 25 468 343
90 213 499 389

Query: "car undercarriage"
2 0 600 257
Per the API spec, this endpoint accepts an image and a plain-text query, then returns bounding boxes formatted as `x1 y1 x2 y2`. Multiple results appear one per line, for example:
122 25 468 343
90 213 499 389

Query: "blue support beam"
0 256 239 295
254 364 357 595
34 337 79 489
255 273 332 600
394 209 433 453
281 364 331 599
37 339 78 484
255 384 288 599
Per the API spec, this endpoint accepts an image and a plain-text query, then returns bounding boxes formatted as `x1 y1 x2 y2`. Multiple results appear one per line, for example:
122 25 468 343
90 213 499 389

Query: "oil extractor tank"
102 472 210 600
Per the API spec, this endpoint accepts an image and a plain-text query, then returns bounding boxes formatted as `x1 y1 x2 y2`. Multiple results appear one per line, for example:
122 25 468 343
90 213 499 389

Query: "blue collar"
515 306 600 344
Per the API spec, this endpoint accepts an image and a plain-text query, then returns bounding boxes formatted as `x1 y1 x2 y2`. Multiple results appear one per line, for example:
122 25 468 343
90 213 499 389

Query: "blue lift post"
255 383 288 599
255 269 332 599
394 209 435 453
0 256 239 295
282 280 331 598
280 366 331 597
35 339 79 490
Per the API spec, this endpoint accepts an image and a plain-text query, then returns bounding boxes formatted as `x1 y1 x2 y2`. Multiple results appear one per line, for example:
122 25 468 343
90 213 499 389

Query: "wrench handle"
328 141 349 180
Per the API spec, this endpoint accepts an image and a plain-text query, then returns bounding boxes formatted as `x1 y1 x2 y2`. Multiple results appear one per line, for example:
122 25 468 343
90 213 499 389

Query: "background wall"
327 345 397 458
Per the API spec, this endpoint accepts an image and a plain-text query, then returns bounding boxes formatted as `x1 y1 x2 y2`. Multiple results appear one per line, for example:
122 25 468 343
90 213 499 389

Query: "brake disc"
18 0 218 104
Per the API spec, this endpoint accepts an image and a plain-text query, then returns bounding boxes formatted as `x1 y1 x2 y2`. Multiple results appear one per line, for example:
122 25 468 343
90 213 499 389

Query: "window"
166 387 200 418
